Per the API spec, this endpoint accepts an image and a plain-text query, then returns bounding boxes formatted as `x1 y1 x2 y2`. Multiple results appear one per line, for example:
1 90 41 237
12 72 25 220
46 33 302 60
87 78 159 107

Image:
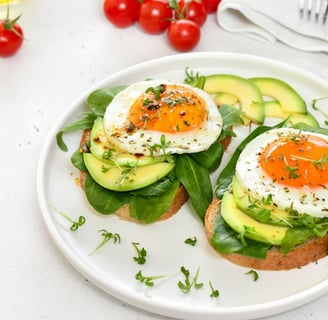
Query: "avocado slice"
213 92 238 106
90 117 164 167
231 176 291 227
221 191 288 245
83 153 175 192
250 77 307 114
204 74 264 124
264 100 319 127
264 100 319 128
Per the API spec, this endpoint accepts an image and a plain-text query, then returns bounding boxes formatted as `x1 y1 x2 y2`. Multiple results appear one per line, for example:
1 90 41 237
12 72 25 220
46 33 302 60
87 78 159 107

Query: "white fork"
299 0 328 24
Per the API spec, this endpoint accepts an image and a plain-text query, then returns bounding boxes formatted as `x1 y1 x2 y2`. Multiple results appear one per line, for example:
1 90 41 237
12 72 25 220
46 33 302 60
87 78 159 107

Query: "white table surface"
1 0 328 319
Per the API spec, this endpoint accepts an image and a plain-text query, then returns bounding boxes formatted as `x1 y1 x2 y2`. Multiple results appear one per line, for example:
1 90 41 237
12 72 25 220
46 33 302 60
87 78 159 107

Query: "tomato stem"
3 6 23 39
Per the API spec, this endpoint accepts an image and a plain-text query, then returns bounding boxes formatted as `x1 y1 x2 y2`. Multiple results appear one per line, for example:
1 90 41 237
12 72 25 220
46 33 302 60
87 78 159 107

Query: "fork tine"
299 0 305 18
306 0 313 20
300 0 328 24
323 0 328 24
315 0 321 21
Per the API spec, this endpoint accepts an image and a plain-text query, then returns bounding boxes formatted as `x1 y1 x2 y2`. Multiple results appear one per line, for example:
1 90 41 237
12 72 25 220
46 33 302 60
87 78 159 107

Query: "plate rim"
36 52 328 320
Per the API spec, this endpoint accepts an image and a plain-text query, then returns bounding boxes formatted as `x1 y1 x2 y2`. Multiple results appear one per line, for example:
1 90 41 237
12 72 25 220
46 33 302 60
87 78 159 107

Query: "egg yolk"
126 84 208 133
259 132 328 188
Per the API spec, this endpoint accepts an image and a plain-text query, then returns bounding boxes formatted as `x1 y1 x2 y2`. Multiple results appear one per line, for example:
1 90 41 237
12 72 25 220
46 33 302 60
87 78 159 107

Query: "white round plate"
37 52 328 320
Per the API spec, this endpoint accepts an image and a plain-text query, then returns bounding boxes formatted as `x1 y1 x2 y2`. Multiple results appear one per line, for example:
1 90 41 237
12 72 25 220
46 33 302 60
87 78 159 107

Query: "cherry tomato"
0 13 23 57
177 0 207 27
167 19 201 52
103 0 139 28
202 0 221 13
138 0 173 34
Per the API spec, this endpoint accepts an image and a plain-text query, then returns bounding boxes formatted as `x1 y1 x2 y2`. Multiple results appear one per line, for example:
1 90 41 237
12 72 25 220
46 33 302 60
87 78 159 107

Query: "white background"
0 0 328 319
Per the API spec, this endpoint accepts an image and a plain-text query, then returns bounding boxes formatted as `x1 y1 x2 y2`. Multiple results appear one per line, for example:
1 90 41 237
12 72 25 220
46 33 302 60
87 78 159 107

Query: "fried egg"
103 80 222 156
235 127 328 218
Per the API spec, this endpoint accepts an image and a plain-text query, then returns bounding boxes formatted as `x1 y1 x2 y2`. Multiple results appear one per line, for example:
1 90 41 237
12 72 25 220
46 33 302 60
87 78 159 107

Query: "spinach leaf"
71 148 87 171
129 179 180 224
84 173 131 215
189 139 224 171
86 86 126 116
130 173 175 197
215 118 289 199
57 86 126 152
291 122 328 135
175 154 213 221
219 104 245 128
56 113 97 151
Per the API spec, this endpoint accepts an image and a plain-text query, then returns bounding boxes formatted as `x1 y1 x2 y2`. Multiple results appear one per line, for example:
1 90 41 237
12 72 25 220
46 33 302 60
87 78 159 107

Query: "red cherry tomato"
202 0 221 13
138 0 173 34
103 0 139 28
0 14 23 57
177 0 207 27
167 19 201 52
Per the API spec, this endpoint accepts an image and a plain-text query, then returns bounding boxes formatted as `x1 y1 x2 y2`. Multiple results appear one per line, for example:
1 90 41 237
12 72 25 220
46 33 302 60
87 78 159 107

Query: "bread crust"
205 197 328 270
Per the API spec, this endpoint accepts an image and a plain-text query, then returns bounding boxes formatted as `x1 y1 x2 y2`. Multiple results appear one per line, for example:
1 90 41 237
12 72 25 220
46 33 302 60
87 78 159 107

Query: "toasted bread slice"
205 197 328 270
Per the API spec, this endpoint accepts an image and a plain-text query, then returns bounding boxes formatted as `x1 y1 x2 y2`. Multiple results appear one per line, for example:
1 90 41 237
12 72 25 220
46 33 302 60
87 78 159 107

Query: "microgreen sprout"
184 67 206 89
283 156 300 179
50 204 86 231
184 237 197 246
178 266 203 294
245 269 259 281
135 270 177 287
209 281 220 298
89 229 121 256
286 165 300 179
291 153 328 171
148 134 173 161
118 164 137 184
145 84 165 100
132 242 147 265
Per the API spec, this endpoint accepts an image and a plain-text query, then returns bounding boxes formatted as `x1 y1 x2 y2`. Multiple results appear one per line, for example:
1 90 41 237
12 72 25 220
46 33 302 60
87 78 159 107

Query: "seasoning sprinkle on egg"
103 80 223 156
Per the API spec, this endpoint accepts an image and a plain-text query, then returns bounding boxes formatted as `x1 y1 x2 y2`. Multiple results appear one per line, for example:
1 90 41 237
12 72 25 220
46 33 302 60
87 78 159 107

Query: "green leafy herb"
184 67 206 89
89 229 121 255
291 153 328 171
56 113 97 151
70 148 87 171
285 164 300 179
57 86 126 152
209 281 220 298
145 84 165 100
148 134 173 161
50 205 86 231
245 270 259 281
132 242 147 265
135 270 176 287
129 178 180 224
178 266 203 294
184 237 197 246
176 154 213 221
118 165 137 184
86 86 127 116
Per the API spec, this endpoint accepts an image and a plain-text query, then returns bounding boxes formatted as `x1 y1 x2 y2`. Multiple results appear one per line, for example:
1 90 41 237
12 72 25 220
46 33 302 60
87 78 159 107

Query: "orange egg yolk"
259 132 328 188
125 84 208 133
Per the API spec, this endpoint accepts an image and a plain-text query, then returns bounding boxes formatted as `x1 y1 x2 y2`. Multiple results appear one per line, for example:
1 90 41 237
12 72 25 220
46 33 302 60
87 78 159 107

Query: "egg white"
235 127 328 218
103 80 223 156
